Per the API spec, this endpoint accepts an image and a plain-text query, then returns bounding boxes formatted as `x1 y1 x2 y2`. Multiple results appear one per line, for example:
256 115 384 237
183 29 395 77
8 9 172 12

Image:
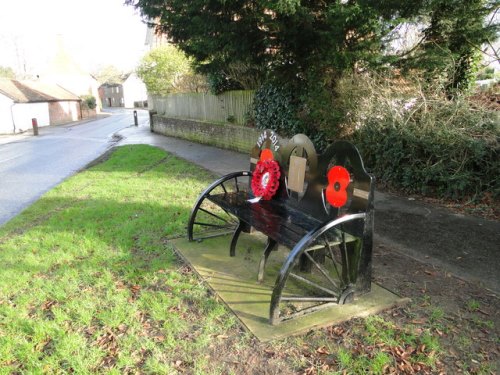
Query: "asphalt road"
0 108 149 226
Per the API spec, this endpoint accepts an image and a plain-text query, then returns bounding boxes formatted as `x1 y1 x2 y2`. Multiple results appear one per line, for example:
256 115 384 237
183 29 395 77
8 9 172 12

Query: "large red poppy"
325 166 350 208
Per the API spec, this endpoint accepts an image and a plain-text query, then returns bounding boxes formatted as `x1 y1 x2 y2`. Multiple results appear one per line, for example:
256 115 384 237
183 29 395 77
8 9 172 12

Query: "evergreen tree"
126 1 411 88
409 0 499 95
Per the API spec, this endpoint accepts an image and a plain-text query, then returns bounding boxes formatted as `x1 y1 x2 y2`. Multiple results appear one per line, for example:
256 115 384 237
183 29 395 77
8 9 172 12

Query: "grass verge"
0 145 497 374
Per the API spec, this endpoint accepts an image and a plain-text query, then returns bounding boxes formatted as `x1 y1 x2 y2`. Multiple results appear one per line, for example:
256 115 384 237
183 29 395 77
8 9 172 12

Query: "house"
123 73 148 108
99 73 147 108
100 83 123 107
0 78 81 134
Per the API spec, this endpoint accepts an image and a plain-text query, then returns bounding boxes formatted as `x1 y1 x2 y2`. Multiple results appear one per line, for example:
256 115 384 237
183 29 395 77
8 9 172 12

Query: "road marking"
0 154 23 163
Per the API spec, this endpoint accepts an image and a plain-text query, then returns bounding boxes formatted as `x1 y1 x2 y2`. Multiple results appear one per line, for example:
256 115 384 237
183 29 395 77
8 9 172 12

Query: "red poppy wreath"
251 152 280 200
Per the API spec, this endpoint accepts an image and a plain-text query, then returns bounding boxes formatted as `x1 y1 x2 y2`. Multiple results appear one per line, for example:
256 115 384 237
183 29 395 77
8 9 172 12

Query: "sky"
0 0 148 75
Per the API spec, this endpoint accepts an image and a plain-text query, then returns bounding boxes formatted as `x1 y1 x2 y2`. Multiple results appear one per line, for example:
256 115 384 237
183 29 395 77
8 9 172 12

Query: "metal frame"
187 171 251 242
186 131 375 325
269 213 366 325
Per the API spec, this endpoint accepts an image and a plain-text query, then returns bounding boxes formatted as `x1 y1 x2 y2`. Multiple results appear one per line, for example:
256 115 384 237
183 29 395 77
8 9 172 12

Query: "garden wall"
151 114 261 154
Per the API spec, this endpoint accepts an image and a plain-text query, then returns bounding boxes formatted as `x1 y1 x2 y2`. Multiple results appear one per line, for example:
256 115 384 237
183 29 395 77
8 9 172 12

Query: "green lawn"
0 145 453 374
0 145 245 374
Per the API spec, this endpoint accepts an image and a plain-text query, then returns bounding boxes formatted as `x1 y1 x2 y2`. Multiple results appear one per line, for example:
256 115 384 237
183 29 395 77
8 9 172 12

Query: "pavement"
0 114 112 146
2 118 498 294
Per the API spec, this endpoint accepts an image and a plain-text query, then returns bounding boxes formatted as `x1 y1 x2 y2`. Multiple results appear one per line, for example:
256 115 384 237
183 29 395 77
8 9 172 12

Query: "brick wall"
151 115 262 153
49 101 81 125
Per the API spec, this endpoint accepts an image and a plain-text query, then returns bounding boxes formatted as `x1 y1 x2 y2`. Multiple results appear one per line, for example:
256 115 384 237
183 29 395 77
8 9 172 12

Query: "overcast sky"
0 0 148 74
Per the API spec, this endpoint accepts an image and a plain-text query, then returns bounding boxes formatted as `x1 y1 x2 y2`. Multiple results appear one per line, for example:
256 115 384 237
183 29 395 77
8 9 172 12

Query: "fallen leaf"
410 319 425 325
264 348 275 356
117 324 128 333
41 300 57 310
316 346 329 355
330 326 344 336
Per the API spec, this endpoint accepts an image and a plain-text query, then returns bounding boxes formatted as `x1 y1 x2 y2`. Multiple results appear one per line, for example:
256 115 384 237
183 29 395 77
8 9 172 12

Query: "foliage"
175 73 209 93
81 95 97 110
253 84 302 135
126 0 499 200
402 0 499 96
207 72 243 95
476 66 496 80
136 45 199 96
92 65 124 85
0 66 15 79
126 1 414 88
253 83 329 150
341 72 500 200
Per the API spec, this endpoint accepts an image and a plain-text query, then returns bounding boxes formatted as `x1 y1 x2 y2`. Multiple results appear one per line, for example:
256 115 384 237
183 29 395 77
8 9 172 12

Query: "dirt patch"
379 184 499 221
193 242 499 374
373 244 499 373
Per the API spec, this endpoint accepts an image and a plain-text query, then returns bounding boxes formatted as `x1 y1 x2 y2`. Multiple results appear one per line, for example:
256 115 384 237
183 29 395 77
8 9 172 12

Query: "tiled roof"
0 79 80 103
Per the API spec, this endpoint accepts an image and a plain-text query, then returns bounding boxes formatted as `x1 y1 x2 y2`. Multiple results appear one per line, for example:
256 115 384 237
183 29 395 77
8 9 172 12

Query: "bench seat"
208 192 339 249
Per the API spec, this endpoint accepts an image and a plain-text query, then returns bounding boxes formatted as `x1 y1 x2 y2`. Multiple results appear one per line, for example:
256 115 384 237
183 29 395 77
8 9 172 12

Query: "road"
0 108 149 226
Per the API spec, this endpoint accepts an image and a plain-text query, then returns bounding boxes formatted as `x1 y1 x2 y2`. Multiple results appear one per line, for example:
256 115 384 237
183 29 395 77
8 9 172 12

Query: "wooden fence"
149 90 254 125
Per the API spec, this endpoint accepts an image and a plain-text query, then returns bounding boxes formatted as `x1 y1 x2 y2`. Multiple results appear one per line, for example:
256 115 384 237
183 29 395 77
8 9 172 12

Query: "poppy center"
261 172 270 189
334 181 341 191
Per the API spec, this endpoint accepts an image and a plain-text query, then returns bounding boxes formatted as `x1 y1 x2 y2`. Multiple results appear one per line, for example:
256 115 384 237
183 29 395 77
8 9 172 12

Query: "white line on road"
0 154 23 164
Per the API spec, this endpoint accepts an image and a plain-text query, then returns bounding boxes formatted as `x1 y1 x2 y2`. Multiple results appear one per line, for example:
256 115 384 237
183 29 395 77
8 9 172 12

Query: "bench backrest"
250 131 374 223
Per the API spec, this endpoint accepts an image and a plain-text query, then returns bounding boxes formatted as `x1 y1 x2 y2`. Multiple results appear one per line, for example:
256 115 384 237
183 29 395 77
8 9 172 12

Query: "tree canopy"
127 0 498 93
92 65 125 85
127 1 410 87
404 0 499 94
128 0 498 146
0 66 16 79
136 44 207 95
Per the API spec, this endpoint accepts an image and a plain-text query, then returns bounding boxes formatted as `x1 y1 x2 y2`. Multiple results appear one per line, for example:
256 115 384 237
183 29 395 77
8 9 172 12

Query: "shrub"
82 95 97 110
341 73 499 201
253 84 328 150
207 72 243 95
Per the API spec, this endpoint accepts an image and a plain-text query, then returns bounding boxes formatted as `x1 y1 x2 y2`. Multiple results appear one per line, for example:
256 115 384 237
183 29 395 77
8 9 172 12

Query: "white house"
0 79 81 134
122 73 148 108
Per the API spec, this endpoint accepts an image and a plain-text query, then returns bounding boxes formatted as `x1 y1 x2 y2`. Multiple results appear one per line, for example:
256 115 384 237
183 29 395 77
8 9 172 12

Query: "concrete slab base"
171 233 408 342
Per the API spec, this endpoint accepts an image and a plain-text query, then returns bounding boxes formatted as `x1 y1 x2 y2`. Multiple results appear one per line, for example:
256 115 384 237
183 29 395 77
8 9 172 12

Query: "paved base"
171 233 408 342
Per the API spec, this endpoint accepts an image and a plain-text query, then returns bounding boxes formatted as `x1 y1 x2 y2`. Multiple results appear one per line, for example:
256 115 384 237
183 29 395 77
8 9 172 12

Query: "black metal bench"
187 131 374 325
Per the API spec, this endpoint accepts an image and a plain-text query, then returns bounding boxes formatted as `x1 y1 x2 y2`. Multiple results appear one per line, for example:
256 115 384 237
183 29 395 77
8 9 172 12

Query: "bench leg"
230 220 245 257
258 238 277 282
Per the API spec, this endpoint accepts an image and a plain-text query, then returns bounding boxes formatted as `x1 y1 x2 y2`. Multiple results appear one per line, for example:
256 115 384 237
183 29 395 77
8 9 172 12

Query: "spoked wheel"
187 171 251 242
269 213 365 325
